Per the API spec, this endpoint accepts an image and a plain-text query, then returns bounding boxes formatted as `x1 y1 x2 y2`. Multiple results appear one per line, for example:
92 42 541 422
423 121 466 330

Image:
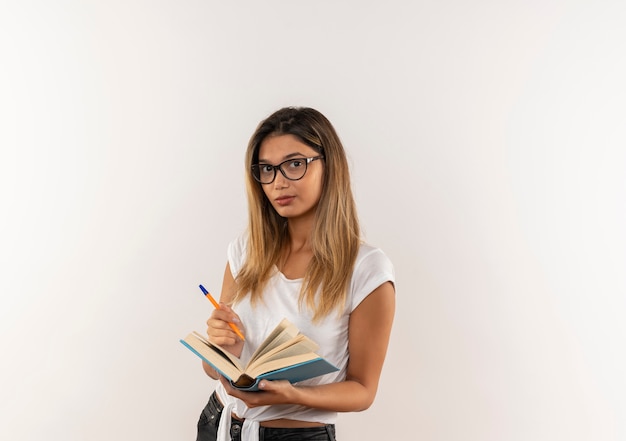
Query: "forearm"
292 379 377 413
202 361 220 380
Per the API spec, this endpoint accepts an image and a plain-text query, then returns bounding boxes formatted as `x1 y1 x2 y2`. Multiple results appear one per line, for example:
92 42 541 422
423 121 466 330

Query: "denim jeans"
196 392 337 441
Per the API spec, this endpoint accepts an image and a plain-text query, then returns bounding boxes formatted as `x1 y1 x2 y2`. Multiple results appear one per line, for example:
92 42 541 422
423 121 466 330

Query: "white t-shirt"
214 233 395 439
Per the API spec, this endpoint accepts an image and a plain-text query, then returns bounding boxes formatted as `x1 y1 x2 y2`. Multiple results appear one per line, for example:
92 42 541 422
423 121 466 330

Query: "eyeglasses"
251 156 324 184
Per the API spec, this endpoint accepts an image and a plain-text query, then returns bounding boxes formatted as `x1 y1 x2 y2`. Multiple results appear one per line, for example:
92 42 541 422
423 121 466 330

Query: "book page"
246 334 319 373
185 332 245 379
246 352 320 379
247 318 300 364
191 332 245 370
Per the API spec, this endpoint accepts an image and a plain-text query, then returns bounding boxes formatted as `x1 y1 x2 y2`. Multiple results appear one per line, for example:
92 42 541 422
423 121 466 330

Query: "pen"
199 284 245 341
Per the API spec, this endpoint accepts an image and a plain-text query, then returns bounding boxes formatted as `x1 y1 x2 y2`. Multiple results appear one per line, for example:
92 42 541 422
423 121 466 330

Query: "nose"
273 169 289 188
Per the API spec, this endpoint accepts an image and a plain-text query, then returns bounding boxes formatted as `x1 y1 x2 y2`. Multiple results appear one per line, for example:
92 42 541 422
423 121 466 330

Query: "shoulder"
227 232 249 276
228 232 248 255
354 242 395 278
348 242 395 312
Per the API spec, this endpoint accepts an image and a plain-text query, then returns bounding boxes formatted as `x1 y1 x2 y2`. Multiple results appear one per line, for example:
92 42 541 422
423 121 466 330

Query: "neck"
285 214 315 251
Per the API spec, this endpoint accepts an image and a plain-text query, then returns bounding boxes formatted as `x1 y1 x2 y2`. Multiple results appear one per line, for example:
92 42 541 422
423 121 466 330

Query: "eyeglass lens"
252 158 309 184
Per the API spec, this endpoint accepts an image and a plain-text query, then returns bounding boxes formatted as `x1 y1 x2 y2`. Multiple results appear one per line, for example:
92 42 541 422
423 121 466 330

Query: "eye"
287 159 305 169
260 164 274 174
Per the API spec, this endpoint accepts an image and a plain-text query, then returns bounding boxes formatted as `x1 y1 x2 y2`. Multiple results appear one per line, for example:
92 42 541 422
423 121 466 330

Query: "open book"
180 318 339 391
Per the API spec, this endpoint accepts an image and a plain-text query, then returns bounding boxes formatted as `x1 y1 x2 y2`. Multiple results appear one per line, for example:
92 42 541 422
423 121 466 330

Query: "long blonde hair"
233 107 361 321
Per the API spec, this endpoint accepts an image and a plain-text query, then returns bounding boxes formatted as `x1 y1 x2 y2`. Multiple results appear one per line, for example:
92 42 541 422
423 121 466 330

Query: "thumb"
258 379 290 391
257 380 273 391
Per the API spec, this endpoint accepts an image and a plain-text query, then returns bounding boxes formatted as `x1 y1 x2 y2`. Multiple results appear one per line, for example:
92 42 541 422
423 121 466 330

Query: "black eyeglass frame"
251 155 324 184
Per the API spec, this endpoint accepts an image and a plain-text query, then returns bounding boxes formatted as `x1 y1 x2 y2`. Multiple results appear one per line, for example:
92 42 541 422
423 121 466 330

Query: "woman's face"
256 134 324 222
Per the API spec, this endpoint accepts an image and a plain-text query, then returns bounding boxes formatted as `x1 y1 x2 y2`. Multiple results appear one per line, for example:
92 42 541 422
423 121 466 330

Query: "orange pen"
199 284 245 341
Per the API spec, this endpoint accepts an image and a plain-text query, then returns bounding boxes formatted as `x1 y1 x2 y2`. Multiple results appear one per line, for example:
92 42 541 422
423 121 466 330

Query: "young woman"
197 107 395 441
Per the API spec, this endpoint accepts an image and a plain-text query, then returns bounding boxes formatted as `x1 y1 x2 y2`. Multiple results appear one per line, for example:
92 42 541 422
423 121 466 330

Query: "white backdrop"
1 1 625 440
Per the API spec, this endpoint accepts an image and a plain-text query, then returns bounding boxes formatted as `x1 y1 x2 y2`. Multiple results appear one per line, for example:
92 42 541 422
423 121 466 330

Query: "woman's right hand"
202 262 244 379
206 303 245 357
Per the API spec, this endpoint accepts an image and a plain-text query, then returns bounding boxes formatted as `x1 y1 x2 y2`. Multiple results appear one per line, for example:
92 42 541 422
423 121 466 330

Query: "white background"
1 1 625 440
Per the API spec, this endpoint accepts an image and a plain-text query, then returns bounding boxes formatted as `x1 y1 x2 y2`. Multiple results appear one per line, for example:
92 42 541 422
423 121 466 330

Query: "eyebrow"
257 152 308 163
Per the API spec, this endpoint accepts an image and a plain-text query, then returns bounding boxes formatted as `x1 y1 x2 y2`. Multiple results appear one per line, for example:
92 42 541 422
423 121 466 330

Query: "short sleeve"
348 245 395 312
227 233 248 278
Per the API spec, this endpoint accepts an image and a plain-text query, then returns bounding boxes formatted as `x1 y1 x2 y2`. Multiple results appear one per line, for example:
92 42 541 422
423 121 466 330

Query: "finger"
208 308 242 327
217 304 243 326
207 333 238 347
206 320 239 346
206 315 231 330
207 315 243 336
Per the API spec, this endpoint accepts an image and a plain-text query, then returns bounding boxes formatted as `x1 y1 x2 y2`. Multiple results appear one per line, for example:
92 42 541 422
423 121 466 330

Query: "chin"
271 204 292 217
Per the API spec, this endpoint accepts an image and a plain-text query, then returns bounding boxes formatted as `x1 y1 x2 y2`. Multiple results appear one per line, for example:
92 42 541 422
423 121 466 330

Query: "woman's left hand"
219 376 297 408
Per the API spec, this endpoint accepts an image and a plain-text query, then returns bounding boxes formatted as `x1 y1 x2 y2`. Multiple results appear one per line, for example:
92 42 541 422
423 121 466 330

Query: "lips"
275 195 295 206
